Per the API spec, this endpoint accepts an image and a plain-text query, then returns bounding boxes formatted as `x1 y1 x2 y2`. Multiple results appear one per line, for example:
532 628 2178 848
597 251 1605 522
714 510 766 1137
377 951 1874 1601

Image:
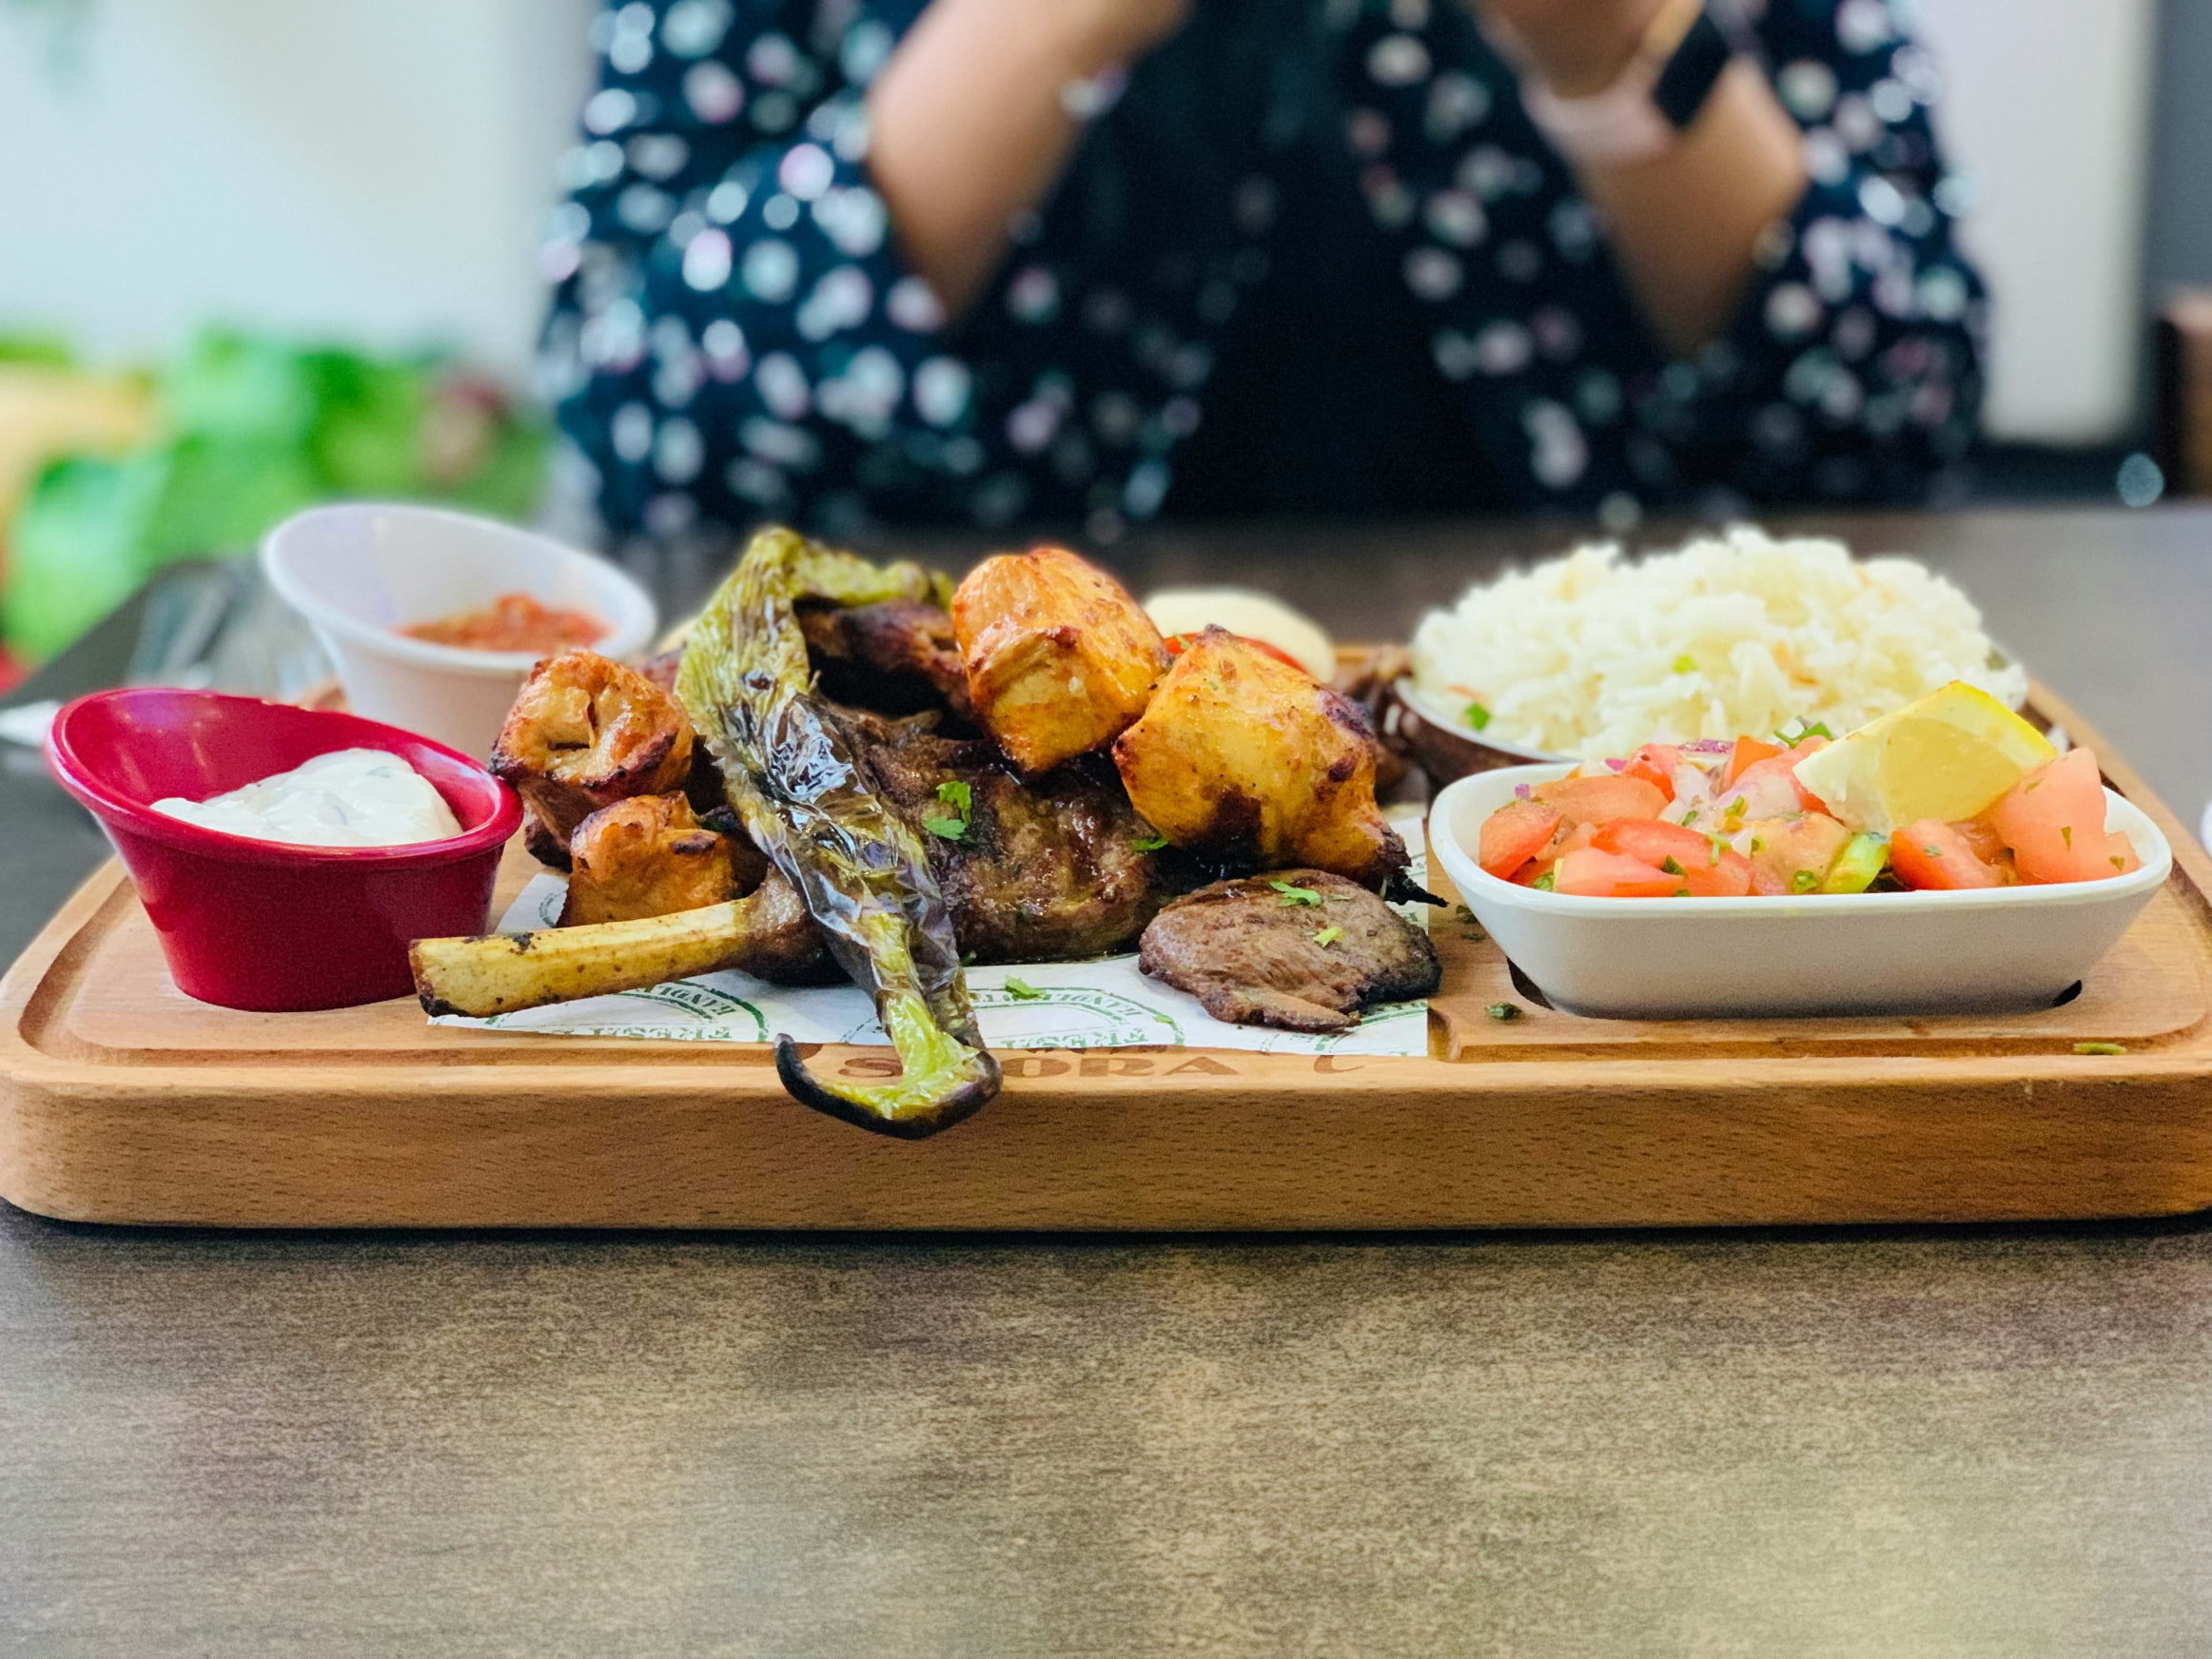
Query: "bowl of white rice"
1398 526 2027 781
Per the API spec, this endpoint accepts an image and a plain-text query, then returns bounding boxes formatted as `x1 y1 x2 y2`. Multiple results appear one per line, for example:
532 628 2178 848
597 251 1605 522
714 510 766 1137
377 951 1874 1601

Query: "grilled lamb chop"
1138 869 1439 1032
834 707 1177 963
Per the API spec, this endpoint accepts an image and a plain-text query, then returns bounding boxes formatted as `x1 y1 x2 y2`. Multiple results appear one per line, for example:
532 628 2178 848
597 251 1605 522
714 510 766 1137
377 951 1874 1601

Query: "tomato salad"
1477 735 2142 899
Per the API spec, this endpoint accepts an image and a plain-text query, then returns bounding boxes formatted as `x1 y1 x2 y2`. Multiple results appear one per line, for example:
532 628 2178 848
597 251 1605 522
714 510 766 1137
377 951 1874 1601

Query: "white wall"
1915 0 2160 443
0 0 596 375
0 0 2165 441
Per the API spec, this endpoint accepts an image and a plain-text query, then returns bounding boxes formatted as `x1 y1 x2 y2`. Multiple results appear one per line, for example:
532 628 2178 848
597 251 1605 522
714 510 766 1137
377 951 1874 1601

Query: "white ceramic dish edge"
1429 763 2173 1020
262 503 658 757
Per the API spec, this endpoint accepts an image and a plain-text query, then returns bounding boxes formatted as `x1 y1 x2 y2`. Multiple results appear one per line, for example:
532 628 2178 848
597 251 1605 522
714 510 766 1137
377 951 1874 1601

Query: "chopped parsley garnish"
1680 810 1699 827
1130 833 1169 851
1673 654 1696 673
1791 869 1820 893
1003 977 1045 1001
1270 880 1324 907
2060 825 2073 849
2026 778 2043 792
925 779 972 840
1533 870 1556 891
1775 720 1833 743
1672 888 1692 897
1659 856 1686 876
1728 797 1747 817
2073 1042 2128 1056
2111 855 2128 871
1922 844 1942 858
1313 925 1343 948
1749 836 1765 853
1463 700 1493 732
1486 1002 1522 1022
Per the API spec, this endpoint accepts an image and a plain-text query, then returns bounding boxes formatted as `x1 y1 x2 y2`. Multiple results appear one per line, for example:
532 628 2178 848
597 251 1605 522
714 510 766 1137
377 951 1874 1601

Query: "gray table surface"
4 506 2211 1656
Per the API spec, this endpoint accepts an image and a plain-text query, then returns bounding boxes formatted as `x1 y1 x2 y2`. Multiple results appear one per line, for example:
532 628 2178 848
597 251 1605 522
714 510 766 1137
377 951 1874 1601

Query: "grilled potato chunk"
1111 628 1407 888
951 545 1168 773
491 650 695 866
559 792 769 926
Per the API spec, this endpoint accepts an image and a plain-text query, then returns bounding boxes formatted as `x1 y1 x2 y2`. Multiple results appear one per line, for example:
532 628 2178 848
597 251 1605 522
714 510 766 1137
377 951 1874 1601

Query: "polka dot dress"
541 0 1986 543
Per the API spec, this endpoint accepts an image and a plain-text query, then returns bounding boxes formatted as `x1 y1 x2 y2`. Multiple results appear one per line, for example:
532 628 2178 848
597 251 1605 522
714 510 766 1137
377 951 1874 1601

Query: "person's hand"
1464 0 1670 96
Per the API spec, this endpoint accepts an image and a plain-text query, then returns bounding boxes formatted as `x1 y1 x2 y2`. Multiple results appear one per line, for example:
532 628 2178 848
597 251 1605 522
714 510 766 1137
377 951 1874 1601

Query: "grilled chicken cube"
491 650 695 866
950 545 1169 773
1111 627 1408 888
559 792 769 927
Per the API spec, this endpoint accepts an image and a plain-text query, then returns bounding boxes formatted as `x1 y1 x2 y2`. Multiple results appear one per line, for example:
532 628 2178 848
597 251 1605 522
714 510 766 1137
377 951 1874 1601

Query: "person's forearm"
1569 61 1808 358
866 2 1167 319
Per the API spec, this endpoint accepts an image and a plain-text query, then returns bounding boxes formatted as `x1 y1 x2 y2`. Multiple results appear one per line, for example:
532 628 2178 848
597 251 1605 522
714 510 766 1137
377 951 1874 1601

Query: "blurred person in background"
542 0 1984 549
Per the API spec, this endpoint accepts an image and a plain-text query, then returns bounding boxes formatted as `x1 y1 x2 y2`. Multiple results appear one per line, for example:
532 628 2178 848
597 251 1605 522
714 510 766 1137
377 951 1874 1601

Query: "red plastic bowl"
46 690 520 1011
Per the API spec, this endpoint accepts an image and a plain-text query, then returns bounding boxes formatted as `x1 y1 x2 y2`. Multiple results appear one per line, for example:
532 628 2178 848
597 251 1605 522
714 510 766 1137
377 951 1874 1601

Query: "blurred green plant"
2 328 547 661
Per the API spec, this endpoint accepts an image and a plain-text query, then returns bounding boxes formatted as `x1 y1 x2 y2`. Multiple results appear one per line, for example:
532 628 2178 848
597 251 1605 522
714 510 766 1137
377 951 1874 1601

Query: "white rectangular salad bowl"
1429 764 2174 1020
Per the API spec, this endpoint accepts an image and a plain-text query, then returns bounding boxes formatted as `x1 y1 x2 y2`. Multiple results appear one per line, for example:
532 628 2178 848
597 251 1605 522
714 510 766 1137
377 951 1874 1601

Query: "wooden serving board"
6 685 2212 1231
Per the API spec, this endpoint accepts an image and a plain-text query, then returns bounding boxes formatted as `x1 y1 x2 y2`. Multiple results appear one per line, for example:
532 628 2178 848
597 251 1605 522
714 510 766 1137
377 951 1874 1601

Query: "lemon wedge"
1791 681 2056 835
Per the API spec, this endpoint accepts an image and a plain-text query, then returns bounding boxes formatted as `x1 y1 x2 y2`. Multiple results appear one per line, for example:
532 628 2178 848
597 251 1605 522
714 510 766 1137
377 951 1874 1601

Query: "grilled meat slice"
1137 869 1439 1032
836 708 1176 963
799 597 973 719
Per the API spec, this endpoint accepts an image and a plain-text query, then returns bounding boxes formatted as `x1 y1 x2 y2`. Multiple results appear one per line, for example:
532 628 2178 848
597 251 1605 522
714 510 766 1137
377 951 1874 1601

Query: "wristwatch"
1518 0 1740 167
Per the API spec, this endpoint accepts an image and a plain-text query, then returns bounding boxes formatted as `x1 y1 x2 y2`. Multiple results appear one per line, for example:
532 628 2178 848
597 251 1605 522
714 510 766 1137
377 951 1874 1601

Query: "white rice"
1409 526 2026 760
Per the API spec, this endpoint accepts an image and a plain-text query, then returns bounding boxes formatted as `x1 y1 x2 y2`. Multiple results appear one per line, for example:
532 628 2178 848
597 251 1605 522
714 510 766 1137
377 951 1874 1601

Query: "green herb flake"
1672 888 1692 897
1750 836 1765 853
1004 977 1045 1002
1922 844 1942 858
1485 1002 1522 1022
935 779 971 816
1533 871 1556 891
2111 855 2128 871
1708 838 1723 867
1791 869 1820 893
1729 796 1747 817
1673 654 1697 673
922 817 969 840
1270 880 1324 907
2073 1042 2128 1057
1681 810 1699 827
2026 778 2043 792
2060 825 2073 849
1313 925 1343 948
1659 856 1686 876
1130 833 1169 852
1463 700 1493 732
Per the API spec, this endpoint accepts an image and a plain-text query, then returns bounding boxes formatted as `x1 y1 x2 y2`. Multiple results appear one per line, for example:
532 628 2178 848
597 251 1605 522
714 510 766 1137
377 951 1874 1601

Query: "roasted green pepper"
676 528 999 1138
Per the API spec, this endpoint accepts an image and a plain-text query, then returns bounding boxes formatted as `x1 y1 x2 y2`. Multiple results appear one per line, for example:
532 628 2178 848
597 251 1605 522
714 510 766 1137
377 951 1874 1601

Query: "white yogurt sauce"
153 748 463 848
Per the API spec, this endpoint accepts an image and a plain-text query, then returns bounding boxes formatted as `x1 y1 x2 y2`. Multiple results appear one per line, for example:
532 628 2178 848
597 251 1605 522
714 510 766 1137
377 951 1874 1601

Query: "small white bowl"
1430 763 2173 1019
262 503 656 759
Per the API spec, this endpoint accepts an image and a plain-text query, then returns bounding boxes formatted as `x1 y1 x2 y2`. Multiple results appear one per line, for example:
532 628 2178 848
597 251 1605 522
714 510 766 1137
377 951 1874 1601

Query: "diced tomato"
1589 819 1753 897
1478 798 1563 881
1985 749 2133 885
1741 813 1853 894
1553 848 1686 899
1723 734 1783 786
1950 817 2016 875
1890 819 2008 890
1535 773 1668 829
1619 744 1685 802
